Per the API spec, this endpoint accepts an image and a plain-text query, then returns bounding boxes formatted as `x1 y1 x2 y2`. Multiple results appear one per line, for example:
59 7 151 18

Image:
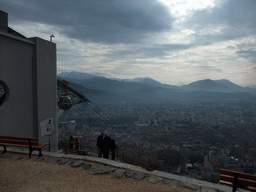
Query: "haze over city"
1 0 256 87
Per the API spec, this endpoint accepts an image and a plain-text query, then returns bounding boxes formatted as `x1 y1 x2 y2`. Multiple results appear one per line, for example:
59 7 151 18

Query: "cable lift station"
0 10 91 151
0 10 59 150
0 10 113 151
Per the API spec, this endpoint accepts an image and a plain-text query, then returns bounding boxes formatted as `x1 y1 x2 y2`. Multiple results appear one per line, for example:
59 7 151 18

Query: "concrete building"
0 10 58 151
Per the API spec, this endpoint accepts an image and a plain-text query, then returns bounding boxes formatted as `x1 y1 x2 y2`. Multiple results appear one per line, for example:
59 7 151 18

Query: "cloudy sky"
1 0 256 86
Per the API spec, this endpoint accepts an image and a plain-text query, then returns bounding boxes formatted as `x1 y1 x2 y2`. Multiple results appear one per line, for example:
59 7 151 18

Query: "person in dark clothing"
110 138 116 160
69 136 74 149
97 132 104 158
103 135 111 159
74 138 80 150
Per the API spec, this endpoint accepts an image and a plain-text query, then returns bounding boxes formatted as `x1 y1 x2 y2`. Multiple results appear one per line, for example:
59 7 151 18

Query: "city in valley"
59 100 256 182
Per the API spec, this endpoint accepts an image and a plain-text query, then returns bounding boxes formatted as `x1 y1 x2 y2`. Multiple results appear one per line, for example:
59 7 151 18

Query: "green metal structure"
57 79 90 123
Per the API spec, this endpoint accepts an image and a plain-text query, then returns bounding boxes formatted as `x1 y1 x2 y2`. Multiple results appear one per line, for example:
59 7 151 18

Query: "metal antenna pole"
50 34 55 42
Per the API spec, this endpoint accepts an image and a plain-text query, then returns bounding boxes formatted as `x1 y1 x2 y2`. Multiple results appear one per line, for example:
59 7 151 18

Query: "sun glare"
159 0 216 17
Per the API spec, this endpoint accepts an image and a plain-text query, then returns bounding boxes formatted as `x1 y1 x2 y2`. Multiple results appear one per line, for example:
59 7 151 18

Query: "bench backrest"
0 135 39 146
220 169 256 191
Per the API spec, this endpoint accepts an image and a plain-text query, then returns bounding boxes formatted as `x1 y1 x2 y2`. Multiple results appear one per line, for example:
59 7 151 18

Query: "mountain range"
58 71 256 103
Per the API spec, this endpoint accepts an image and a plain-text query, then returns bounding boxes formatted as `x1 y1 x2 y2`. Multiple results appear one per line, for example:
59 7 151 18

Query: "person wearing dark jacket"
103 135 111 159
97 132 104 158
110 138 116 160
69 136 74 149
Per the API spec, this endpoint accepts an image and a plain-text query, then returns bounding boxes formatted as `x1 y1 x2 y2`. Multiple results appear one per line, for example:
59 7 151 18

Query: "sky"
1 0 256 86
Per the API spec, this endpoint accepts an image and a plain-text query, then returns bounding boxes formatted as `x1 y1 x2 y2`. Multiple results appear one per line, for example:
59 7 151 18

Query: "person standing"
110 138 116 160
69 136 74 149
103 135 111 159
74 138 80 150
97 132 104 158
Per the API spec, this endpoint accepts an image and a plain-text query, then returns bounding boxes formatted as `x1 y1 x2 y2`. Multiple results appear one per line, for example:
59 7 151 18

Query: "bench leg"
29 148 34 158
2 145 7 153
38 149 43 157
28 139 33 158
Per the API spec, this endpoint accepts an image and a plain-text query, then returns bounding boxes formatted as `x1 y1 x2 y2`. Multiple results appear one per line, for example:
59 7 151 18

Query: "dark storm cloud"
185 0 256 42
1 0 173 44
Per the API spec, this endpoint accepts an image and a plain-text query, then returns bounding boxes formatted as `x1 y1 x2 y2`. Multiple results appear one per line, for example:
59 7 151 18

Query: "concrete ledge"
129 166 149 174
151 170 241 192
152 170 181 180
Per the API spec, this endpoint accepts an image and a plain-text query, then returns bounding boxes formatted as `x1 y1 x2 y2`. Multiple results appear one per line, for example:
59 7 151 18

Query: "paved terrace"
0 147 248 192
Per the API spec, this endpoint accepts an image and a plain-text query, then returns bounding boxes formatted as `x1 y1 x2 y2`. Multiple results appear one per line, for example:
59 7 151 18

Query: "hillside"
58 72 256 103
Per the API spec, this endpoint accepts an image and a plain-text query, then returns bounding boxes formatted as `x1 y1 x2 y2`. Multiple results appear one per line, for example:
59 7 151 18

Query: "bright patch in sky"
2 0 256 86
160 0 216 17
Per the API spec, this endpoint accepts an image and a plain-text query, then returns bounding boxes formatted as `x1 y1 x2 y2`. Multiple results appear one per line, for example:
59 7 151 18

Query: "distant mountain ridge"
121 77 178 90
58 71 103 80
181 79 246 93
128 77 163 87
58 71 256 103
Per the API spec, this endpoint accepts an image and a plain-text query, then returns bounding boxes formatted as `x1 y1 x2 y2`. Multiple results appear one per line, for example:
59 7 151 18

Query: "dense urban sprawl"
59 101 256 182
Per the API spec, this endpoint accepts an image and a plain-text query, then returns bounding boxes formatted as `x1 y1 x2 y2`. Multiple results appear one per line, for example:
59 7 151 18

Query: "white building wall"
33 37 57 151
0 35 35 137
0 11 58 151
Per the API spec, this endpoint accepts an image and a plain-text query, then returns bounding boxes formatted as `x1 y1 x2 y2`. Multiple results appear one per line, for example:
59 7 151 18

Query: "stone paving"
0 148 249 192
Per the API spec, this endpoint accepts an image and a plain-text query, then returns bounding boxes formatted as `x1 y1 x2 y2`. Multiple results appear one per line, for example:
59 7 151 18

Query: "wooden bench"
63 148 88 156
0 135 48 158
220 169 256 192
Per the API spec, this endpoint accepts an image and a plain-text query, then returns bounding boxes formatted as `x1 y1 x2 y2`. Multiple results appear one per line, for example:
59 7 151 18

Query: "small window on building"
0 81 8 105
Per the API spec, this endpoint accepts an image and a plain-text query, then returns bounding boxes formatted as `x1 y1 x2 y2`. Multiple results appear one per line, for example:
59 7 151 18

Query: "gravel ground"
0 153 195 192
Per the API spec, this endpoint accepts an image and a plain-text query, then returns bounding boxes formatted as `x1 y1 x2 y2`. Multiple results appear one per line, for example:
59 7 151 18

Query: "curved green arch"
57 79 90 123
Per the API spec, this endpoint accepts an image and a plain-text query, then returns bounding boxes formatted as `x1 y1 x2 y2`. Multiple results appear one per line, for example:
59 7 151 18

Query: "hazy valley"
58 71 256 180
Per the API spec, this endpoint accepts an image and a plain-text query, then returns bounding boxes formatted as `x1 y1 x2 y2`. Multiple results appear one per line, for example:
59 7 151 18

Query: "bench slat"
238 179 256 188
0 142 48 149
245 186 256 192
219 180 233 186
220 174 234 183
0 139 39 146
0 135 37 141
238 173 256 181
221 174 256 188
38 143 49 147
220 169 256 191
0 143 33 148
220 169 256 181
